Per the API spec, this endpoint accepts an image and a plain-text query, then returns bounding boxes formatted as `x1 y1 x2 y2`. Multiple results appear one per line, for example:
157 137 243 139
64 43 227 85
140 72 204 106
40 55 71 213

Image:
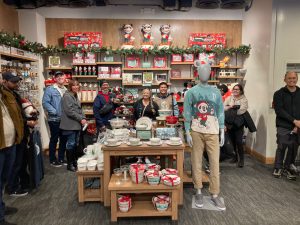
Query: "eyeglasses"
233 88 240 91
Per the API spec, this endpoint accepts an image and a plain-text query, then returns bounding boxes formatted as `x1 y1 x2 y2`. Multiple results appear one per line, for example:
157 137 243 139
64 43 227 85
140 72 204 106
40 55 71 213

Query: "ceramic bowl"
107 138 118 146
169 137 181 144
129 138 140 145
150 138 161 145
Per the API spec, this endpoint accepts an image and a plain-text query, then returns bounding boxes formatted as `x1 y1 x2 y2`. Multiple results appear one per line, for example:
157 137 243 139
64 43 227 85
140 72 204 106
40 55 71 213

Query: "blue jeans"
48 121 67 163
0 145 16 221
63 131 79 152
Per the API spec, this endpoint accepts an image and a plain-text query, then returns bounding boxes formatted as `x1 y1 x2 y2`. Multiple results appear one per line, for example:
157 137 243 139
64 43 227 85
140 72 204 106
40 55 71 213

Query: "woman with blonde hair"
133 88 159 121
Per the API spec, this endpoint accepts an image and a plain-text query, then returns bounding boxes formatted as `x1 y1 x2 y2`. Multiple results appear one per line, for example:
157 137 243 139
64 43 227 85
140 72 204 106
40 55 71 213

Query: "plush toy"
21 98 39 120
121 24 135 49
219 56 230 68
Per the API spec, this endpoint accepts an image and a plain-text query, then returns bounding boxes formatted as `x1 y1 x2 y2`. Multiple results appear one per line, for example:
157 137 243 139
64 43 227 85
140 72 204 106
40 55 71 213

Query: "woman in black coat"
133 88 159 121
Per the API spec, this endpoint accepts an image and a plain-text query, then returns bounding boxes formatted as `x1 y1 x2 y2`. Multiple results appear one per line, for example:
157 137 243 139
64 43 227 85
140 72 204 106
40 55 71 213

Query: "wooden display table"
108 174 179 222
76 170 103 203
103 142 184 207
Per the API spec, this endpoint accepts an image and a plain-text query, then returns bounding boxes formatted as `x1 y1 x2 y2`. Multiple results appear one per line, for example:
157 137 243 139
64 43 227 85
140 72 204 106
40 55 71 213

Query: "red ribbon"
118 195 131 208
165 168 178 175
162 175 178 186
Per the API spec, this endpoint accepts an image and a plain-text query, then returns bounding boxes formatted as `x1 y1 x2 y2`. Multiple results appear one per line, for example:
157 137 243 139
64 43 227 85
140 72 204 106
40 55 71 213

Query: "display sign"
64 32 102 48
188 33 226 49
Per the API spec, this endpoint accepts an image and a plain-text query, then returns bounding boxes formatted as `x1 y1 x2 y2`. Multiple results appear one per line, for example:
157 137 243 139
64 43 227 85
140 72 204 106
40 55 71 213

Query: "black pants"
228 127 244 162
7 137 30 193
274 133 299 169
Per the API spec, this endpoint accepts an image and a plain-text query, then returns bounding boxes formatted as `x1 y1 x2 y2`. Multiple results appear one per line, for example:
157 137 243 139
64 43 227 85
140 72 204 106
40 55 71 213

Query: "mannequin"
183 60 226 210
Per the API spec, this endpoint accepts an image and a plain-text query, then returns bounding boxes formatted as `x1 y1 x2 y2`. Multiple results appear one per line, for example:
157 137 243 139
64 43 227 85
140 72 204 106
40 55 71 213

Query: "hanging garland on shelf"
0 31 251 56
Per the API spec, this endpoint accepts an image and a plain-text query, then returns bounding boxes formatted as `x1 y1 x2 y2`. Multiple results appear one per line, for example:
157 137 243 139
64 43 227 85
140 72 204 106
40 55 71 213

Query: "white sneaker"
211 196 226 211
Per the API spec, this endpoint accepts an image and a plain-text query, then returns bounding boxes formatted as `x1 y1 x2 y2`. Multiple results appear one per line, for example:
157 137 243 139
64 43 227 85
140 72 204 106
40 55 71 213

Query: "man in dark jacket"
273 71 300 180
93 80 116 134
0 72 24 225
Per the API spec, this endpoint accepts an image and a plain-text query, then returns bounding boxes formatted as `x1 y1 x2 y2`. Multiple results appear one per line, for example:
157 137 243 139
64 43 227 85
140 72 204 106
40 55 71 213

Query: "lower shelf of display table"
108 174 180 191
116 200 172 218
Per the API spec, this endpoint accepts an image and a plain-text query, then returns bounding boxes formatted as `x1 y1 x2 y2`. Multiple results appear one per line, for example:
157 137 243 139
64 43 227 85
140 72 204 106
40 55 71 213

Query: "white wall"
18 11 49 149
242 0 273 157
266 0 300 157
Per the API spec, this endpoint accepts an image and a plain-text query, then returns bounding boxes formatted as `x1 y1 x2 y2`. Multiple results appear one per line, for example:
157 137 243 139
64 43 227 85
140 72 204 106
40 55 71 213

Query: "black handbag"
99 103 113 115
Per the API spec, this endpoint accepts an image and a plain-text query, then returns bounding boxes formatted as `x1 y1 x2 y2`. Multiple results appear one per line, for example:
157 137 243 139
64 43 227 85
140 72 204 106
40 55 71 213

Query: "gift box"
84 52 96 64
64 32 102 48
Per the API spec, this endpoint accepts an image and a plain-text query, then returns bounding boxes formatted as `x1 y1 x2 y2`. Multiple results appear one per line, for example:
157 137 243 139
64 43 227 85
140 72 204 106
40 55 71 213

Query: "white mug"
83 145 94 155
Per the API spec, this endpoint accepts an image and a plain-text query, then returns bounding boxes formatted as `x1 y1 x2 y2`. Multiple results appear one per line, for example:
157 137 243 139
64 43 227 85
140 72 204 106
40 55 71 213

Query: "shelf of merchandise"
96 62 122 65
207 80 220 83
45 66 73 70
97 77 122 81
108 174 179 222
72 63 97 66
170 61 193 65
0 51 38 62
72 75 98 78
122 67 171 71
170 77 193 80
123 83 172 86
217 76 244 79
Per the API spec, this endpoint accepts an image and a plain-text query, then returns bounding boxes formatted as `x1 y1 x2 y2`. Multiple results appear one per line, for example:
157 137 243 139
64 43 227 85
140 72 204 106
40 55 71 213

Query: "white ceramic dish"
136 117 152 130
166 140 183 146
104 141 122 147
126 141 143 146
145 141 162 146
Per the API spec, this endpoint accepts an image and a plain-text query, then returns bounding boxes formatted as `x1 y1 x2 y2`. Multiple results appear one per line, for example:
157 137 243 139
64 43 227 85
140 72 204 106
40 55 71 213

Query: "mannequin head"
194 60 211 84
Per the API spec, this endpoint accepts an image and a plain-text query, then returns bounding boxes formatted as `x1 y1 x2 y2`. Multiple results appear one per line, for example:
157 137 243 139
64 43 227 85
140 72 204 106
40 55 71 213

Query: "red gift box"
64 32 102 48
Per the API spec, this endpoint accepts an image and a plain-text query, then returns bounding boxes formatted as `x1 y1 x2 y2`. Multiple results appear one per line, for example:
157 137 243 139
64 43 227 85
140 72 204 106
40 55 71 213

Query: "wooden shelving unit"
0 51 38 62
123 67 171 71
97 77 122 81
108 174 179 222
207 80 220 83
96 61 122 65
72 75 97 78
45 66 72 70
72 63 97 66
170 62 193 65
218 76 244 79
123 83 172 86
170 77 193 80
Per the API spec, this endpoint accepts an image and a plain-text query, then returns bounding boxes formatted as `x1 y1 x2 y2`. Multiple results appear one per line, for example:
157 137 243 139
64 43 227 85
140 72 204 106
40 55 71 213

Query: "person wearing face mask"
153 82 179 117
60 79 87 172
133 88 159 121
224 84 248 168
93 80 117 134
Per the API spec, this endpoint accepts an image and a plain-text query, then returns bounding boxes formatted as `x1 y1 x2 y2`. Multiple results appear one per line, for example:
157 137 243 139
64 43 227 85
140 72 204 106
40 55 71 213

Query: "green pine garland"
0 31 251 56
